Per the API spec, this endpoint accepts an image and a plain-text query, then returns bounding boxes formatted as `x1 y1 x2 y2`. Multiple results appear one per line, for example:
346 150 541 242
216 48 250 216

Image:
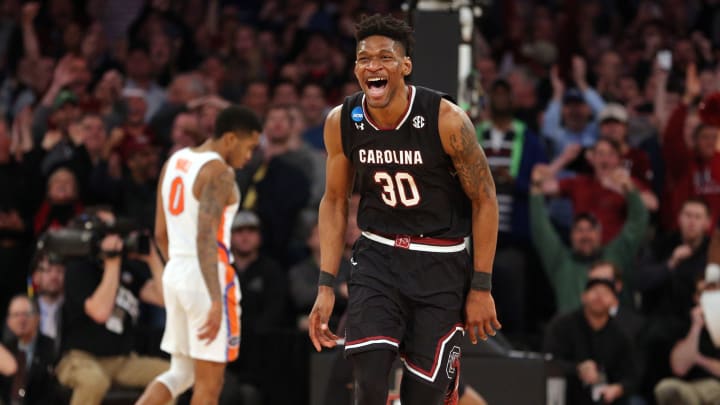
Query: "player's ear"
402 56 412 77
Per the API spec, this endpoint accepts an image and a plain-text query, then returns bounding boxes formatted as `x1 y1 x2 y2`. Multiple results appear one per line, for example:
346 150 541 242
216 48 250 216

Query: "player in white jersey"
136 106 261 405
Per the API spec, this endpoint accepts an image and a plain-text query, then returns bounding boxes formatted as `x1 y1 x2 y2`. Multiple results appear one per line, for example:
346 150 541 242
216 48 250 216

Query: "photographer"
55 211 168 405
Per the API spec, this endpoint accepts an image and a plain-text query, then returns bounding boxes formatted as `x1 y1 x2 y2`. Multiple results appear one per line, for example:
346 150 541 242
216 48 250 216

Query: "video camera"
36 213 151 260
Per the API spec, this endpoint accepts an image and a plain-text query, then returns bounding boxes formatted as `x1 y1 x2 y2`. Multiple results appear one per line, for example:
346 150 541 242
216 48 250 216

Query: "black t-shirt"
676 322 720 381
543 309 638 405
61 257 149 356
340 86 472 238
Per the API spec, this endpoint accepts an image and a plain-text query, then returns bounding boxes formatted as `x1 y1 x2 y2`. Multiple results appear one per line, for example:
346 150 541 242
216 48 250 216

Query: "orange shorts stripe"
217 245 240 361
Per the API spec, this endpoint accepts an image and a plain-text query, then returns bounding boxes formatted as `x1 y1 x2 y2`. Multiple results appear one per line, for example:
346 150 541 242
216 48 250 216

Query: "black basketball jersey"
340 85 472 238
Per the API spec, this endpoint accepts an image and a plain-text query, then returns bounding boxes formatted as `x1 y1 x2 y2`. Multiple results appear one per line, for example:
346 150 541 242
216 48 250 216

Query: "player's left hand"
464 290 501 344
198 300 223 344
308 286 340 352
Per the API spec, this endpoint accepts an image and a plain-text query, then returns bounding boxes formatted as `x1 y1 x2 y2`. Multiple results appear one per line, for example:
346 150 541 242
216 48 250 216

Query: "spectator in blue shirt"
542 56 606 158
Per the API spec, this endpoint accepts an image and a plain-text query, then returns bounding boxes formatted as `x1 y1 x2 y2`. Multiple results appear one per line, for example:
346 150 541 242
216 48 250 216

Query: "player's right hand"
198 300 223 345
308 286 339 352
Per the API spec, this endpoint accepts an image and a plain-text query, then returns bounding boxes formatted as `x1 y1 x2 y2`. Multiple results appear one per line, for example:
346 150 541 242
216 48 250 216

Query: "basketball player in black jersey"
309 14 501 405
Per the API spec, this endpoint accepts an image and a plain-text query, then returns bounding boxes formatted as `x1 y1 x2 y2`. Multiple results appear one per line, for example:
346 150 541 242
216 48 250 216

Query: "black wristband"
471 271 492 291
318 270 336 287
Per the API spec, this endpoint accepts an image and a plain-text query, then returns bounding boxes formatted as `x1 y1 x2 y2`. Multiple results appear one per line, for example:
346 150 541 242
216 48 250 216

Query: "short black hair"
355 14 414 57
573 212 600 229
682 196 711 215
594 137 622 155
214 105 262 139
490 78 512 93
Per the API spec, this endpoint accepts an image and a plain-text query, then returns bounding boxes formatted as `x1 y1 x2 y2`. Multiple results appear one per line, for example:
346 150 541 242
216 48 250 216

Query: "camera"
36 213 151 260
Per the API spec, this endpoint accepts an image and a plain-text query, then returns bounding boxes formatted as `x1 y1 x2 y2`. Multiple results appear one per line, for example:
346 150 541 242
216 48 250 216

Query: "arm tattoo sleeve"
449 118 496 201
197 169 235 302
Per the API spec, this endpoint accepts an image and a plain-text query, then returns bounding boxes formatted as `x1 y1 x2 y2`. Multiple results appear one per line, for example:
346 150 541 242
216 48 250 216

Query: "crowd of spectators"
1 0 720 404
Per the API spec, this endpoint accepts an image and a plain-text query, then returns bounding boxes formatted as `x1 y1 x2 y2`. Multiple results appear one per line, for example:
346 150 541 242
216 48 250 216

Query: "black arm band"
318 270 336 287
470 271 492 291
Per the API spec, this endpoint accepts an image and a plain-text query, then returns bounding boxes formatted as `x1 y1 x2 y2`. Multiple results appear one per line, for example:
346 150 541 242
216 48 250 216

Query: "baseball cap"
53 90 78 110
585 278 616 294
563 88 585 104
122 87 148 99
599 103 628 124
231 210 260 230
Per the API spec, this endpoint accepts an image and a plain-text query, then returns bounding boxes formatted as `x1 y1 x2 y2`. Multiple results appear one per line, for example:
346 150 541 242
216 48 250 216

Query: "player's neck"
194 139 227 161
365 84 410 129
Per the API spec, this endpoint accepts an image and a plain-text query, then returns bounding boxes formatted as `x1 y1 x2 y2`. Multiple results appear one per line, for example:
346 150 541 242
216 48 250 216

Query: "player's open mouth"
366 77 388 98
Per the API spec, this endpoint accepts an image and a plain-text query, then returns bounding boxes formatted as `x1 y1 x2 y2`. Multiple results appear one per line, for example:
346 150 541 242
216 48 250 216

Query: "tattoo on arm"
197 169 235 302
449 118 496 201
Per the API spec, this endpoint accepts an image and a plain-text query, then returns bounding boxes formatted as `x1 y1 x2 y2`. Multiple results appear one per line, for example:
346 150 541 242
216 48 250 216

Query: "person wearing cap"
598 103 653 189
542 56 606 159
529 163 649 313
223 209 286 405
544 270 639 405
32 55 93 144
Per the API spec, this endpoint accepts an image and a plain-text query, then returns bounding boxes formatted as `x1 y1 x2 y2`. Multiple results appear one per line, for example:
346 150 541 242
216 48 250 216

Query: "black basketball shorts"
343 232 472 391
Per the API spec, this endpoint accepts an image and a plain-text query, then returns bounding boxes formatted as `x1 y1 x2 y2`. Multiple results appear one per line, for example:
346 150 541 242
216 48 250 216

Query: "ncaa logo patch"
351 106 364 122
228 335 240 348
446 345 461 379
412 115 425 128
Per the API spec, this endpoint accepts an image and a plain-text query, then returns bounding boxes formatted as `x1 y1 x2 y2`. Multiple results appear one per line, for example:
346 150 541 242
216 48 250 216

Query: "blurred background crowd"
1 0 720 404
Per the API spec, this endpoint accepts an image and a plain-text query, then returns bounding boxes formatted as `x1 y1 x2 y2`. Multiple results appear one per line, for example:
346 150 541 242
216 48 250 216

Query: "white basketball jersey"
161 148 239 258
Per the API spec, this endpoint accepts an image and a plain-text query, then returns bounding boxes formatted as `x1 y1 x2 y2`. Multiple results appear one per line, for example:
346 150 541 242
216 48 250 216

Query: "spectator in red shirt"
535 138 658 243
661 102 720 232
599 103 654 189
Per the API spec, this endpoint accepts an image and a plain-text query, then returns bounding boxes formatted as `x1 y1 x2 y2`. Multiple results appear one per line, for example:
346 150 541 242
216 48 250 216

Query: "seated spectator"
56 211 167 405
542 56 605 158
654 279 720 405
598 103 653 188
637 198 711 318
588 262 646 345
33 252 65 351
530 164 648 313
229 210 288 334
534 138 657 243
33 167 84 236
1 295 63 405
544 278 638 405
224 210 287 405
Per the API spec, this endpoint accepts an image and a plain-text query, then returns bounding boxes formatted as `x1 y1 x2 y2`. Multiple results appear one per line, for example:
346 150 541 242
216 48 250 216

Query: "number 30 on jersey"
373 171 420 207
